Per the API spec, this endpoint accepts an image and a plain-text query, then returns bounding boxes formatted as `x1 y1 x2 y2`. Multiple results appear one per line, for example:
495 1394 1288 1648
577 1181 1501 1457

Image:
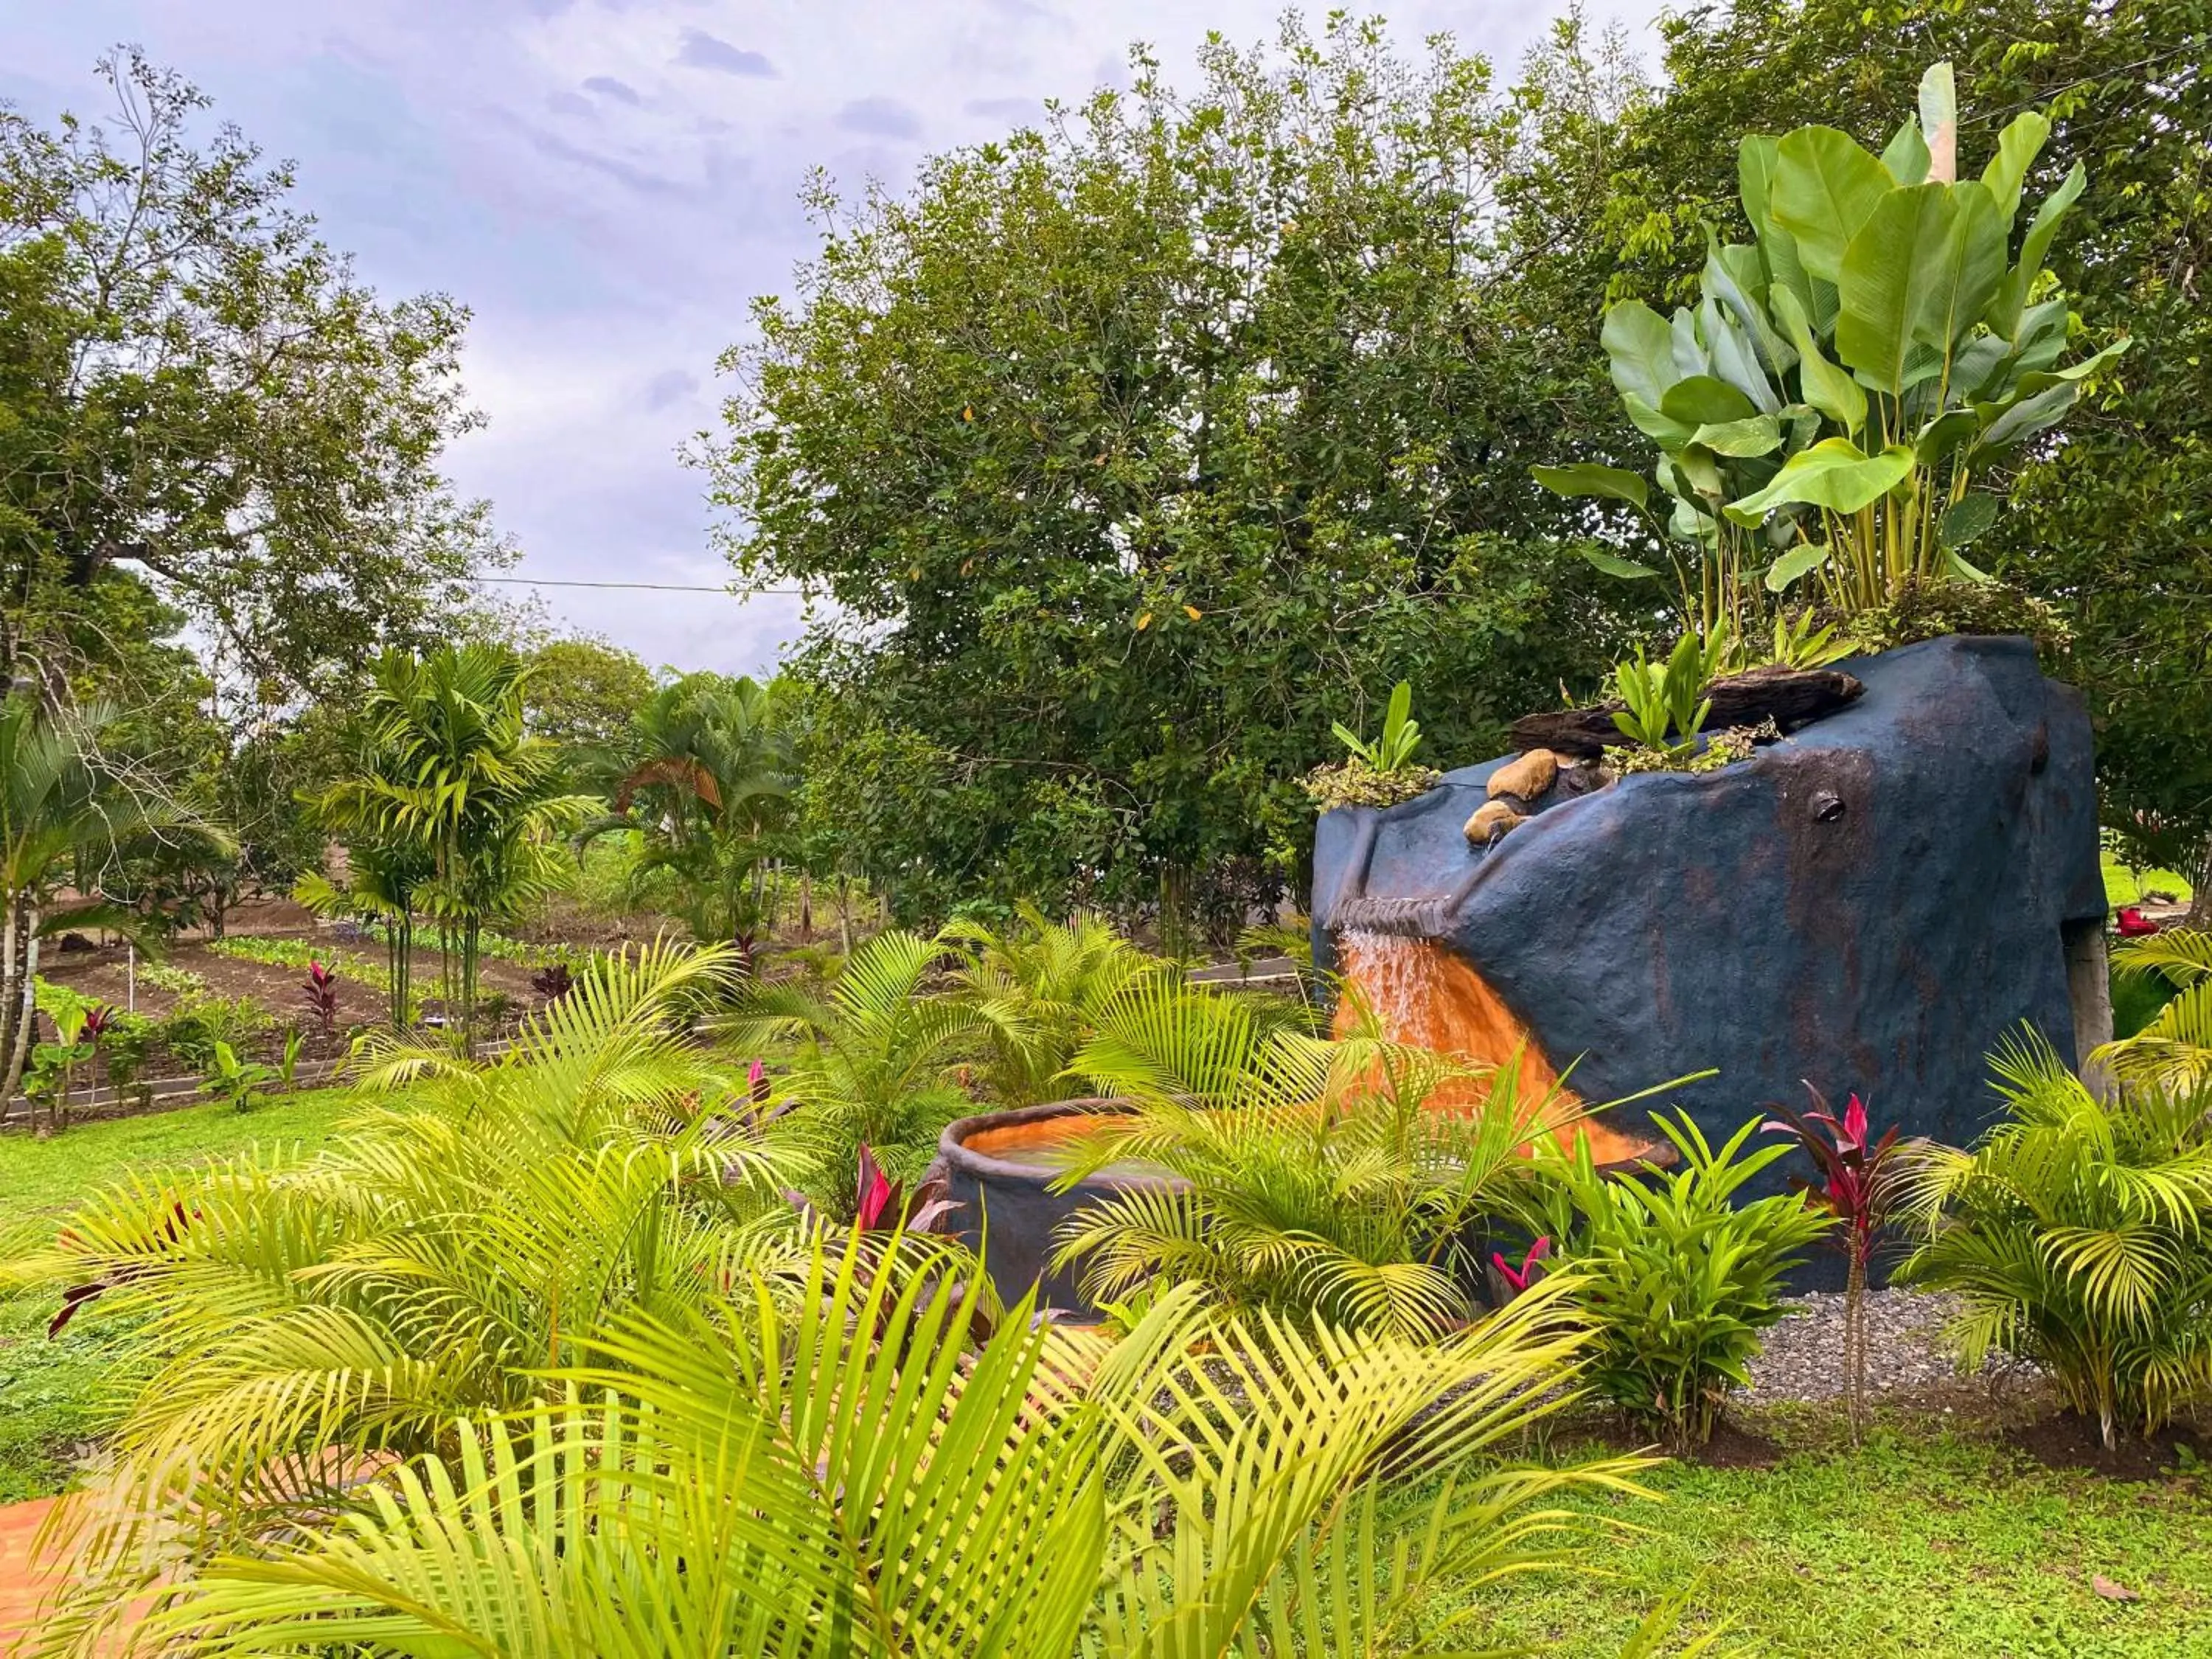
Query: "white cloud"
2 0 1664 675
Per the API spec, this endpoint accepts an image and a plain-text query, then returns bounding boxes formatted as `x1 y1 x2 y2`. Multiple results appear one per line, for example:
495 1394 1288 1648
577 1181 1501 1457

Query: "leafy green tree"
1 694 226 1097
1545 0 2212 915
524 636 658 757
712 17 1638 936
0 49 505 702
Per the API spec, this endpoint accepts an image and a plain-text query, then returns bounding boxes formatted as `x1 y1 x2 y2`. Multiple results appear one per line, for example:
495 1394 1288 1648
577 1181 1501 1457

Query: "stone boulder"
1312 636 2106 1183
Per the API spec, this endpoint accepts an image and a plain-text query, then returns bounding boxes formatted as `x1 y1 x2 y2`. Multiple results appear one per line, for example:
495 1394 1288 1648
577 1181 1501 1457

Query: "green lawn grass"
1454 1419 2212 1658
2102 852 2195 908
0 1085 362 1500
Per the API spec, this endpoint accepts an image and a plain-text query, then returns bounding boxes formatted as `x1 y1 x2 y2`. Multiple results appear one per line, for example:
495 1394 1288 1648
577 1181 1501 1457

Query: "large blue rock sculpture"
1311 636 2106 1165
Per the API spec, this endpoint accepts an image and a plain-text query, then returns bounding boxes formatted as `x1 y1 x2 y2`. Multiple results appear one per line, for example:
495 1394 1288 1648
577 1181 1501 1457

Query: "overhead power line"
470 575 809 596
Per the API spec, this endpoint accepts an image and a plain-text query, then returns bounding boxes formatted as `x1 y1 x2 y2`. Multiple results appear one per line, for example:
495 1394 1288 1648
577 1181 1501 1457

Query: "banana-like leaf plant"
1536 63 2124 637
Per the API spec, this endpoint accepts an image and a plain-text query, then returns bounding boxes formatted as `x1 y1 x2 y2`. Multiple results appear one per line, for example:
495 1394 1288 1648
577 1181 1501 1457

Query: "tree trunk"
1845 1242 1868 1445
799 869 814 942
2185 834 2212 932
1 895 42 1105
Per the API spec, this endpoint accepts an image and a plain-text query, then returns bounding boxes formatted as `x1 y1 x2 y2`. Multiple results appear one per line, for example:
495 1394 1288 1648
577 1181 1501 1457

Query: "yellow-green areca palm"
4 939 804 1655
131 1251 1681 1659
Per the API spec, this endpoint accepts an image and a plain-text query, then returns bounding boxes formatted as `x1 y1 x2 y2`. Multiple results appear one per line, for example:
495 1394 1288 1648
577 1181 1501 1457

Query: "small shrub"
1528 1111 1832 1450
1843 574 2073 659
302 961 341 1036
1898 1033 2212 1447
138 962 206 997
529 961 574 1002
159 993 271 1071
1763 1087 1905 1440
1301 756 1443 810
205 1039 275 1113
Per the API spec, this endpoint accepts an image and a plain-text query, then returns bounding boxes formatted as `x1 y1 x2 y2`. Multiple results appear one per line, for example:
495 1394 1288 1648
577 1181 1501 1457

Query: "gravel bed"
1739 1288 2037 1404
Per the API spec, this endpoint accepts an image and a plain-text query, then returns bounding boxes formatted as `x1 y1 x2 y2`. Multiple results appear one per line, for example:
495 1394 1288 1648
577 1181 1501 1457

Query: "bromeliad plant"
1304 679 1442 811
1537 63 2124 639
1764 1086 1904 1440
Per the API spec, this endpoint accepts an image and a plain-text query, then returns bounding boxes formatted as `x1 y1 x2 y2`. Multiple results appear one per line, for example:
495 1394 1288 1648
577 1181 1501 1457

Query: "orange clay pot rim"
937 1097 1676 1186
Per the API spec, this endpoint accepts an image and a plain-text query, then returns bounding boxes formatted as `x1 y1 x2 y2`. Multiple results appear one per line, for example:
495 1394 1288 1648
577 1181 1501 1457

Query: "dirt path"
0 1497 58 1650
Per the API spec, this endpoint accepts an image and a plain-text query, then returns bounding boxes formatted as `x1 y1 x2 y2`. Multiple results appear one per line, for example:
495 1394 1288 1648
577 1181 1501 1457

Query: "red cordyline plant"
302 962 341 1037
1764 1085 1902 1440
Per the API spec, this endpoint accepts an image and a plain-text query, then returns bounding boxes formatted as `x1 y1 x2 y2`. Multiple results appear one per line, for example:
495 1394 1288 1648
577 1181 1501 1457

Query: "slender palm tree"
308 647 597 1042
2103 927 2212 1093
1 693 228 1100
1896 1031 2212 1448
583 672 791 963
939 902 1172 1105
1 939 809 1652
1051 976 1582 1336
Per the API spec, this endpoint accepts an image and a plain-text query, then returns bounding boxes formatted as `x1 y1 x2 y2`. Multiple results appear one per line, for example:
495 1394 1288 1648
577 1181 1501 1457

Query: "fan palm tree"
1 939 808 1652
307 646 598 1041
583 672 791 963
939 902 1172 1105
1 693 229 1100
1051 978 1595 1338
722 928 1031 1207
1896 1030 2212 1447
118 1239 1703 1659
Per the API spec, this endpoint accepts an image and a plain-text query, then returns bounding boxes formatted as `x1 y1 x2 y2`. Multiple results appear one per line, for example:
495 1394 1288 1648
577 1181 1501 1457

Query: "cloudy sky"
1 0 1660 676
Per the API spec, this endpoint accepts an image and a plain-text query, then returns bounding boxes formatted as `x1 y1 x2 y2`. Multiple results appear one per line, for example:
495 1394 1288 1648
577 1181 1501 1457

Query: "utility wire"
471 575 810 595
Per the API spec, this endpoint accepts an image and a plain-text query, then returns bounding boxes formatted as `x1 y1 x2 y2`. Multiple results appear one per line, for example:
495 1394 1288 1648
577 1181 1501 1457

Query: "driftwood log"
1509 665 1865 758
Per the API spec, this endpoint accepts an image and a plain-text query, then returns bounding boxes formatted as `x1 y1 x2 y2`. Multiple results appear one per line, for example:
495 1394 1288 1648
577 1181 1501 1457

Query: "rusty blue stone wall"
1312 636 2102 1167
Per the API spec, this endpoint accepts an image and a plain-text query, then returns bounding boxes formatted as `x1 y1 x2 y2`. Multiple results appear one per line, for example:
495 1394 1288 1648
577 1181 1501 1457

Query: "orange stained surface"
961 1113 1107 1158
1332 930 1648 1165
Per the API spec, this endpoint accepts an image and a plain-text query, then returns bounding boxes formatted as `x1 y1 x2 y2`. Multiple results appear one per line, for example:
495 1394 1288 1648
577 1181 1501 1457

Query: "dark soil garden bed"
2005 1413 2209 1482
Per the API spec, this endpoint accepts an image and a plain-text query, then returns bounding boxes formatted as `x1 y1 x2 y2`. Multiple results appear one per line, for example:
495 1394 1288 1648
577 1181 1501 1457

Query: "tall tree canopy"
0 49 507 703
711 17 1636 935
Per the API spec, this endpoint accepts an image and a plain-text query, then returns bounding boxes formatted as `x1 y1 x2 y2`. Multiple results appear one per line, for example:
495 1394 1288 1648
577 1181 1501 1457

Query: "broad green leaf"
1986 161 2085 336
1915 408 1981 465
1690 415 1782 456
1624 394 1697 447
1770 285 1866 434
1879 118 1930 185
1658 375 1758 428
1578 544 1661 579
2039 337 2131 385
1945 545 1996 582
1949 335 2010 401
1763 541 1832 591
1699 298 1781 411
1917 181 2007 352
1739 135 1816 319
1722 437 1916 526
1678 445 1728 498
1532 463 1649 508
1739 135 1781 229
1601 300 1677 407
1835 183 1958 395
1705 233 1795 376
1670 307 1707 378
1941 493 2000 547
1973 380 2077 451
1772 126 1893 282
1980 111 2051 224
1918 63 1958 181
